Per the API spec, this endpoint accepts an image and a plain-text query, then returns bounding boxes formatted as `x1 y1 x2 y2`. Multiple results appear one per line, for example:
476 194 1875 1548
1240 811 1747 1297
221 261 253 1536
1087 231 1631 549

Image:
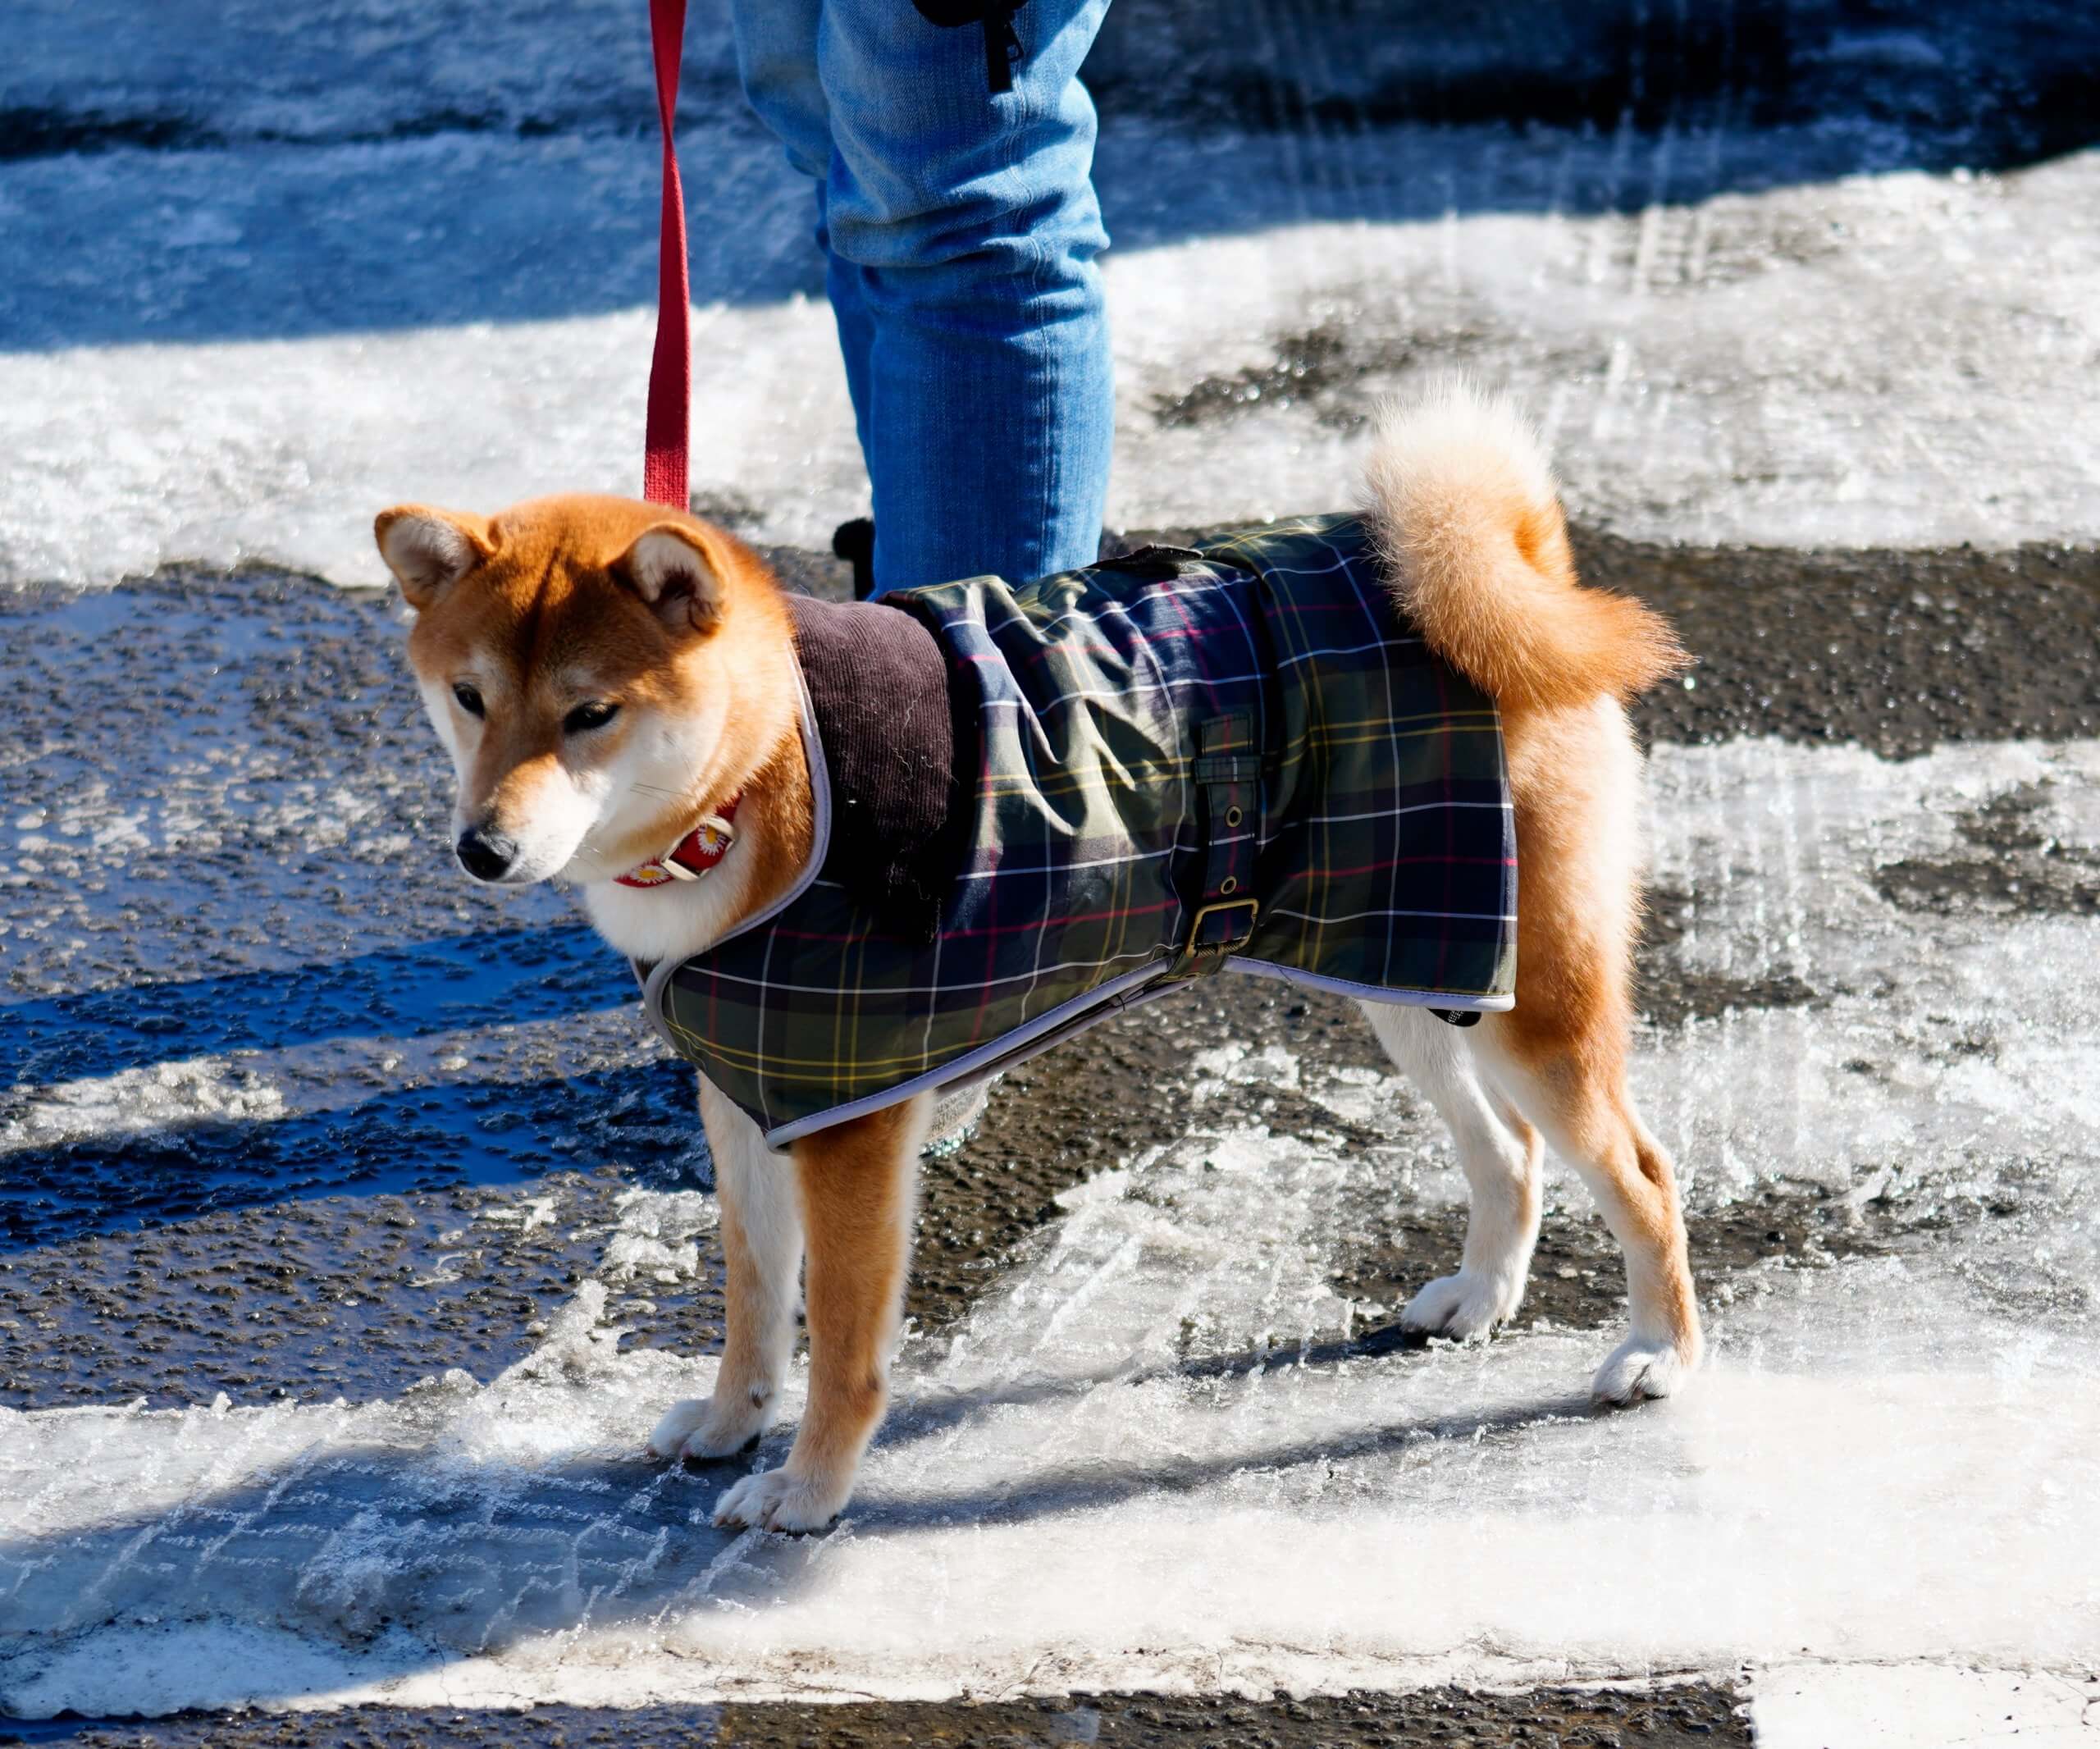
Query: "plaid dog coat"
639 514 1516 1147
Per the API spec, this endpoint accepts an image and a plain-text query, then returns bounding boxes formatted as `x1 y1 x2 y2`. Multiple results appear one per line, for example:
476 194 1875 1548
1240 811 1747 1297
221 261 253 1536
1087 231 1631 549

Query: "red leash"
643 0 691 509
625 0 742 890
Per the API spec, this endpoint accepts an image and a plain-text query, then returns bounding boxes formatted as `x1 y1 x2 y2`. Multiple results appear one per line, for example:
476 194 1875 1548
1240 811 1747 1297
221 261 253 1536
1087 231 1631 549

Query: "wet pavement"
6 534 2100 1740
8 533 2094 1406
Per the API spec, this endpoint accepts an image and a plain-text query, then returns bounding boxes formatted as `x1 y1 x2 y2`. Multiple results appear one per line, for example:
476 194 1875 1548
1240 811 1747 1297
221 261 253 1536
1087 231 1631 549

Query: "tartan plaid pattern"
649 514 1516 1145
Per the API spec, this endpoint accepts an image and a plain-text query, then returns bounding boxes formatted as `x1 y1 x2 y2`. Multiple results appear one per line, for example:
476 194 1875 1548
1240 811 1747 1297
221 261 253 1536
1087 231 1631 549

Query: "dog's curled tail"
1360 381 1687 715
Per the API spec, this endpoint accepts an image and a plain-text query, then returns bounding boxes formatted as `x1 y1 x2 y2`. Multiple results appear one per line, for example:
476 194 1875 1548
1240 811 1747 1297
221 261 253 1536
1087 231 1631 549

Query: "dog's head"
376 494 760 887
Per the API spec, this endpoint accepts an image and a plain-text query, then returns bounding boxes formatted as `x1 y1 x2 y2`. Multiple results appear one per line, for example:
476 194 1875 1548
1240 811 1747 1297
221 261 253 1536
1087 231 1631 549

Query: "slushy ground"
4 2 2099 1744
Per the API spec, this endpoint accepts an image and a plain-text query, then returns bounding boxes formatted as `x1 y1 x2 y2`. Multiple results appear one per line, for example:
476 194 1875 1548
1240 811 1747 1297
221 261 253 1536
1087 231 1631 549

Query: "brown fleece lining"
786 593 978 944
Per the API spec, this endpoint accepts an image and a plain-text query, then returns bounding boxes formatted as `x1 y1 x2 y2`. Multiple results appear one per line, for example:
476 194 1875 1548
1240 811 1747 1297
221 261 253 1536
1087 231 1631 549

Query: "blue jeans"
731 0 1115 596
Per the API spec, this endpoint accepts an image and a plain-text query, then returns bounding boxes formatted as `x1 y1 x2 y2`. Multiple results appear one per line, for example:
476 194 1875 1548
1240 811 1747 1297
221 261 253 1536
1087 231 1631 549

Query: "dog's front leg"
713 1095 926 1532
648 1077 805 1464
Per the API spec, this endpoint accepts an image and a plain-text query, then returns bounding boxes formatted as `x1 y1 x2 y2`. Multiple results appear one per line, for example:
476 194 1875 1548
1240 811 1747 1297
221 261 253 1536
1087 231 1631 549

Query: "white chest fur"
580 865 750 966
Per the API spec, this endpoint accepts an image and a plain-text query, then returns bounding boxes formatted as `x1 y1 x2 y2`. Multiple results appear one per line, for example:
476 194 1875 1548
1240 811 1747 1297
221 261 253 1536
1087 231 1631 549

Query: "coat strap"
1170 714 1262 978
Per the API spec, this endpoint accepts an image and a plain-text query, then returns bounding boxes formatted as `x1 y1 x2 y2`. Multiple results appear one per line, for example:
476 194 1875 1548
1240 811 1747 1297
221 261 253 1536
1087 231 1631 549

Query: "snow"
599 1187 719 1288
5 107 2099 585
1641 739 2100 1222
0 1055 285 1153
1753 1665 2100 1748
3 736 2098 1717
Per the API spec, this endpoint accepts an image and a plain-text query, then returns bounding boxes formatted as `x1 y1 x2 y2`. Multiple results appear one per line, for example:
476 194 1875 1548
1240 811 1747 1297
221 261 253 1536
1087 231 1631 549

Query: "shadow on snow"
0 0 2095 348
0 1331 1603 1711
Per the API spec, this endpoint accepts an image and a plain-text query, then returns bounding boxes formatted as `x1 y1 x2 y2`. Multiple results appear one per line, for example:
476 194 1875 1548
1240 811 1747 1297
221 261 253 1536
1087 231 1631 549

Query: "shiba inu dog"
377 384 1701 1532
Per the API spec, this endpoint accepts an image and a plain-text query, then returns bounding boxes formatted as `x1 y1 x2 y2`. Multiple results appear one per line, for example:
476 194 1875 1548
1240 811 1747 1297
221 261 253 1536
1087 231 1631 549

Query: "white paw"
713 1465 847 1533
1399 1267 1525 1341
1591 1334 1696 1406
646 1391 772 1463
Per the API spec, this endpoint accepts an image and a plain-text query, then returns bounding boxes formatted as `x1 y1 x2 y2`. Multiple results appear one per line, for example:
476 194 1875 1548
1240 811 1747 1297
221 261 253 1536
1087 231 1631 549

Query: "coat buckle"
1171 895 1260 977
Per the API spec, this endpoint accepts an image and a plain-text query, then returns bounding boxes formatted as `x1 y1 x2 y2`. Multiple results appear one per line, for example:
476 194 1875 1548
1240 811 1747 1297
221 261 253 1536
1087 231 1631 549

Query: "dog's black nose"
455 825 518 882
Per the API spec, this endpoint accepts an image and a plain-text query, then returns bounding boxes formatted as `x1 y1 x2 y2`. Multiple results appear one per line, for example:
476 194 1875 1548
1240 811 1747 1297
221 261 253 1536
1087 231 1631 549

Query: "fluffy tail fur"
1360 381 1686 714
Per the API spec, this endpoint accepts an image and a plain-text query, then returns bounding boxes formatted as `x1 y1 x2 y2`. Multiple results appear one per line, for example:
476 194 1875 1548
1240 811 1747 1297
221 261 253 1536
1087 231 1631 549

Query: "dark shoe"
832 518 876 601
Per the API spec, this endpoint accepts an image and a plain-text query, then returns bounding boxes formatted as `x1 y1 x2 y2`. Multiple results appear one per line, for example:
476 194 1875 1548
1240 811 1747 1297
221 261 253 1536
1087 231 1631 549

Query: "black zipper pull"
984 8 1022 94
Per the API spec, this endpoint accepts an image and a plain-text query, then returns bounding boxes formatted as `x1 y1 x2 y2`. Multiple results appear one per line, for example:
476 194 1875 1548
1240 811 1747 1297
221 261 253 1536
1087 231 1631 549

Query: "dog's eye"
452 683 484 718
564 701 620 734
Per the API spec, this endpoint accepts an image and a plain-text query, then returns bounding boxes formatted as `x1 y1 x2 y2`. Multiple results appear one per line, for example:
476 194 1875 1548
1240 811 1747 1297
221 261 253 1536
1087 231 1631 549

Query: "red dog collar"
615 794 740 888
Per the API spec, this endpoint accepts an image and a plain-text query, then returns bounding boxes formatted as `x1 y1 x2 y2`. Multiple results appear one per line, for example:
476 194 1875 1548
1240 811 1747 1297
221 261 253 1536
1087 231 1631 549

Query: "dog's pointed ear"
374 505 495 609
614 522 727 634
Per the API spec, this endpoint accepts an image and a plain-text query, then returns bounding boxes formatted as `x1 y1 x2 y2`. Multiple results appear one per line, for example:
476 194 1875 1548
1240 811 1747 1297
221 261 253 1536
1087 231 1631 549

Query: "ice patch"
0 299 858 591
0 1055 284 1152
1635 738 2100 1306
3 1226 2097 1713
7 139 2100 585
1103 148 2100 551
1182 738 2100 1259
598 1187 719 1288
1753 1664 2100 1747
480 1194 560 1235
2 737 2098 1713
1189 1041 1301 1098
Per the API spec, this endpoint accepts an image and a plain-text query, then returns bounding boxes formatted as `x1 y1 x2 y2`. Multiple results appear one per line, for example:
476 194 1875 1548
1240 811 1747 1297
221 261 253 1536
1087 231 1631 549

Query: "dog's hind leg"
1362 1002 1543 1340
714 1094 928 1532
1477 701 1703 1404
1480 1018 1701 1403
648 1076 806 1464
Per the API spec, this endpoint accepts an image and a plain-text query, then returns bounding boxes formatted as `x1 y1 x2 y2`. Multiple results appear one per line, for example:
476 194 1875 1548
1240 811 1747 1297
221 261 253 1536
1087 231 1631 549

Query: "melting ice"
5 128 2099 584
2 735 2098 1715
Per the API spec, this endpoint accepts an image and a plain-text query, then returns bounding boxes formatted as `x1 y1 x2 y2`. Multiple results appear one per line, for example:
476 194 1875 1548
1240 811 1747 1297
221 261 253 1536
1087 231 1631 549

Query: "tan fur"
1487 704 1702 1374
749 1098 926 1530
381 381 1703 1531
379 495 809 884
1363 385 1702 1384
1361 381 1687 712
